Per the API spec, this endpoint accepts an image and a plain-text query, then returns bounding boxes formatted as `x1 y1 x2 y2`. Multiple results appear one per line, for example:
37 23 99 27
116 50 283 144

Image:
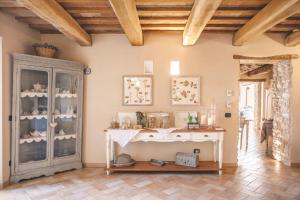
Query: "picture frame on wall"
123 75 153 106
171 76 200 105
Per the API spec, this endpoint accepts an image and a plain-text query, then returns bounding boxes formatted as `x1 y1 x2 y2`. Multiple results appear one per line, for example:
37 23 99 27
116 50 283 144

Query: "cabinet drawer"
135 133 165 141
191 132 219 140
168 133 191 140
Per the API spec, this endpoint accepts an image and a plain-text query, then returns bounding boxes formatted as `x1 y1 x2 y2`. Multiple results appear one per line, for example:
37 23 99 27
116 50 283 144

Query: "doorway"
237 60 275 166
238 81 270 165
235 55 295 166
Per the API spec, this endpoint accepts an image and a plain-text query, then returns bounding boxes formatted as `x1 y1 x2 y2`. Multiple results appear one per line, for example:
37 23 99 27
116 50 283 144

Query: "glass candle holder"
208 104 217 128
200 109 208 126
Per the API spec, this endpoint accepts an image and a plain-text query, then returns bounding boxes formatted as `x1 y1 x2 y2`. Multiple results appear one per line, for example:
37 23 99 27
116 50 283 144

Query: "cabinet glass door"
18 68 50 165
52 70 80 159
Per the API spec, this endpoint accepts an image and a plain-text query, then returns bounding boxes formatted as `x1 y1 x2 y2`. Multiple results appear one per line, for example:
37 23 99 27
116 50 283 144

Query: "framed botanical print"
123 75 153 106
171 76 200 105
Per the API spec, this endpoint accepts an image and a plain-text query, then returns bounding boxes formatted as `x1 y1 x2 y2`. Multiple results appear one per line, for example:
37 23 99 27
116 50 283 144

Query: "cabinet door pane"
19 69 49 163
53 72 79 158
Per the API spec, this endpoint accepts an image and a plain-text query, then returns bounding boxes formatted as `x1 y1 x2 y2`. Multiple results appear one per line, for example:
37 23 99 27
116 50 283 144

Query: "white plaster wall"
0 11 40 184
41 32 300 166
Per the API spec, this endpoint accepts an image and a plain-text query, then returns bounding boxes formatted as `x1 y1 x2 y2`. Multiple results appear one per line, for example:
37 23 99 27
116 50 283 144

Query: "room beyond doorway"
237 59 275 165
238 81 272 165
235 54 296 166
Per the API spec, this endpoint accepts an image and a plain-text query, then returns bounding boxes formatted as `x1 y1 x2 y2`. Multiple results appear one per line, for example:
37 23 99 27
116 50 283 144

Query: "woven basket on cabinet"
33 43 58 58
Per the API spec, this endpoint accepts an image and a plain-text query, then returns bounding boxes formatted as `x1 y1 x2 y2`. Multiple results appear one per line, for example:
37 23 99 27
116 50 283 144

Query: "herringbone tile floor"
1 129 300 200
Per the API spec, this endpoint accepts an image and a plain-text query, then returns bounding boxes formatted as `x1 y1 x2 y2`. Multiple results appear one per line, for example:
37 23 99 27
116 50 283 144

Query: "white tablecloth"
107 128 177 147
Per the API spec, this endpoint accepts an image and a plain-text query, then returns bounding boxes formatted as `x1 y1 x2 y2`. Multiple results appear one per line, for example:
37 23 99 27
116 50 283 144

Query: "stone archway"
234 54 298 165
272 60 293 165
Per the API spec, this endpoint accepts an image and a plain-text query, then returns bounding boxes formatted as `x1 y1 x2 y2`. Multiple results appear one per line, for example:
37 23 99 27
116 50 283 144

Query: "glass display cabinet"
11 54 84 183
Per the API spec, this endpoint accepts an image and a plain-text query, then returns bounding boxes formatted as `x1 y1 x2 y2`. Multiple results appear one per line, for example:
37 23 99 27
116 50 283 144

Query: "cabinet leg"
218 170 222 176
106 170 111 176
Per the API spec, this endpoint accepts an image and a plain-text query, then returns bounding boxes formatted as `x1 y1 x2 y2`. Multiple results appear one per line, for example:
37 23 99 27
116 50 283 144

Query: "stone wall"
271 60 293 165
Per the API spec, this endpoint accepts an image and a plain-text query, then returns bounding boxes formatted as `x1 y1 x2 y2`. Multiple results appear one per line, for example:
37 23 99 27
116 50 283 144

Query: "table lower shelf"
107 161 220 173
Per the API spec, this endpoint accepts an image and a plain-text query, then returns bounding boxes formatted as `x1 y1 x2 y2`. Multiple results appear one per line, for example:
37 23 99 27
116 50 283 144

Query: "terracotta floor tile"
1 127 300 200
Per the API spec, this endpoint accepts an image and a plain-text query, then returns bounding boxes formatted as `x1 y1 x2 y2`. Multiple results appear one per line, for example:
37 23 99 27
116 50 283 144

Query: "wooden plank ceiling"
1 0 300 46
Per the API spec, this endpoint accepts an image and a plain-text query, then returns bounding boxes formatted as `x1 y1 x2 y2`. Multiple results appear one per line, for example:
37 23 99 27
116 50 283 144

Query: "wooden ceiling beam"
135 0 194 7
142 24 184 31
138 10 190 17
233 0 300 46
285 30 300 46
183 0 223 45
16 16 49 24
247 64 273 76
56 0 111 8
76 17 119 25
16 0 91 46
0 0 22 7
233 54 299 60
213 10 257 18
221 0 271 7
109 0 143 46
16 16 300 27
239 78 267 82
140 17 188 24
65 8 116 17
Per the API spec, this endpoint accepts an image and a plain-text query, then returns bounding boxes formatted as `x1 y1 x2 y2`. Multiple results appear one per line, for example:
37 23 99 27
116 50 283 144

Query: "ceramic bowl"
30 130 40 137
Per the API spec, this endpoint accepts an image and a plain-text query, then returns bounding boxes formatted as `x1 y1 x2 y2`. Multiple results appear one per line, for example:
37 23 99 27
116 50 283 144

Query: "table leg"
218 140 223 175
106 132 111 175
111 139 115 163
240 126 243 150
266 135 269 154
213 141 217 162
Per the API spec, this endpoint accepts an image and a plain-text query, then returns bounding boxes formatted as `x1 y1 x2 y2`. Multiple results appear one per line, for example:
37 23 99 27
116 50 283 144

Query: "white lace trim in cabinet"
55 93 77 98
20 115 47 120
21 92 48 98
20 136 47 144
54 114 77 119
54 134 76 140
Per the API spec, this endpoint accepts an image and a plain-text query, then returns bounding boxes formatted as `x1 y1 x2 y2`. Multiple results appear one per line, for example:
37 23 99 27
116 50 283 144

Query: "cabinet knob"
204 134 209 137
149 135 154 138
176 135 181 138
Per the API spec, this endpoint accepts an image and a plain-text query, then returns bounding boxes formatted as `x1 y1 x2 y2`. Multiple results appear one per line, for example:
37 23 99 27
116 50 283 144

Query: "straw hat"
113 153 135 167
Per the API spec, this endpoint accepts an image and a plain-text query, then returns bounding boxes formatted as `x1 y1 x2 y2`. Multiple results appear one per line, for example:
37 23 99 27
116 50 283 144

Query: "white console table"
106 128 225 175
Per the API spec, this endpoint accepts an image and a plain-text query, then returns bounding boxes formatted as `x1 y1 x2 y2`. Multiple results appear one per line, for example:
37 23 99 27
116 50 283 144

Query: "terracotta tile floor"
1 129 300 200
